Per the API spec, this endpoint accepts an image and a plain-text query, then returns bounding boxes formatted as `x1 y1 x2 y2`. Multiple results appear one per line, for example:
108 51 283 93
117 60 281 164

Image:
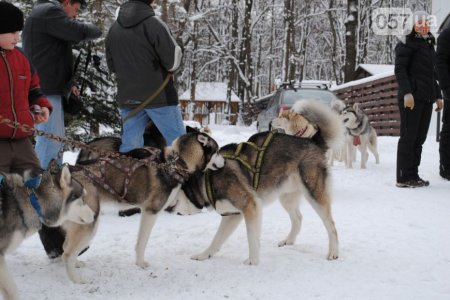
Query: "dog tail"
291 100 345 150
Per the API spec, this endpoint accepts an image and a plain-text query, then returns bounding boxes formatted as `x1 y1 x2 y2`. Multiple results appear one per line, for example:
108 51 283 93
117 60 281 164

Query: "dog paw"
190 252 212 261
136 260 150 269
277 239 294 247
327 252 339 260
243 257 259 265
68 272 86 284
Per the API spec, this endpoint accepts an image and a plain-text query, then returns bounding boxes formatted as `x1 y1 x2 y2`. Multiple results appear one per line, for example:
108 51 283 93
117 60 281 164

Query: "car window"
281 89 336 105
254 94 274 109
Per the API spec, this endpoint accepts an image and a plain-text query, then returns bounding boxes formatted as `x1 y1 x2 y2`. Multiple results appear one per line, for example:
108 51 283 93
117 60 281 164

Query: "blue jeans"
35 95 64 169
119 105 186 153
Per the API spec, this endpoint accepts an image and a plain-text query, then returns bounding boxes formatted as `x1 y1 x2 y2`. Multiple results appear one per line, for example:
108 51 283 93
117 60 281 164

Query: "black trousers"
397 99 433 182
439 99 450 175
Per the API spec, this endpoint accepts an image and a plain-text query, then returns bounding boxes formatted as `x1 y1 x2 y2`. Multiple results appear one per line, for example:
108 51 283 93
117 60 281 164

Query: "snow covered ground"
8 124 450 300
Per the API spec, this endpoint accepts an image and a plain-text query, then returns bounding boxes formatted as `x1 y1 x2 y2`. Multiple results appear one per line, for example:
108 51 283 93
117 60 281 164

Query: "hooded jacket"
0 48 52 139
105 1 182 108
395 33 441 103
436 27 450 100
21 0 102 96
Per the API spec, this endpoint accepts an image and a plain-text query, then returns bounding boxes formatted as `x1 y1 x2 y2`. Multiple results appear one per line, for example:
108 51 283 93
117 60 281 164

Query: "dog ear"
197 133 209 147
353 102 360 112
59 165 72 189
186 125 199 133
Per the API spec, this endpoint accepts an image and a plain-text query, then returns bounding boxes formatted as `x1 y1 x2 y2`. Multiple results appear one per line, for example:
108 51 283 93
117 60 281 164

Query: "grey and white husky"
60 132 224 283
341 103 380 169
0 166 94 300
182 127 339 265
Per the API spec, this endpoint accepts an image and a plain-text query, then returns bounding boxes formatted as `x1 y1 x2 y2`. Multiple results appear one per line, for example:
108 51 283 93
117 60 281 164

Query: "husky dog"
0 166 94 300
183 129 339 265
271 100 345 166
341 103 380 169
38 121 169 259
61 132 224 283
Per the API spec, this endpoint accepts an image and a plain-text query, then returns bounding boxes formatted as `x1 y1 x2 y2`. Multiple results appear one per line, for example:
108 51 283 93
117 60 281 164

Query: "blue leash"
24 175 44 220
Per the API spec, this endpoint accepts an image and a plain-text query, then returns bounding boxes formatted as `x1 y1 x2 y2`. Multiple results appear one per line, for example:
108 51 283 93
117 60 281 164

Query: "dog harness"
205 131 275 206
24 175 45 220
75 147 189 202
0 175 3 187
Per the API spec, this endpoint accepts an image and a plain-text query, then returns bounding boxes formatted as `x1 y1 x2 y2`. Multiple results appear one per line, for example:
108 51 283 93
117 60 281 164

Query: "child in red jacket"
0 1 52 174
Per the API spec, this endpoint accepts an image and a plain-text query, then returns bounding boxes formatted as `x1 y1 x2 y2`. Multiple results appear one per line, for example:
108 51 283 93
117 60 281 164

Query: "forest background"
16 0 431 138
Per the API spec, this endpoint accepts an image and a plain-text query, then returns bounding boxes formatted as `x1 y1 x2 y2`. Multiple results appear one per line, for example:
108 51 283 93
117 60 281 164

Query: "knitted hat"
0 2 24 34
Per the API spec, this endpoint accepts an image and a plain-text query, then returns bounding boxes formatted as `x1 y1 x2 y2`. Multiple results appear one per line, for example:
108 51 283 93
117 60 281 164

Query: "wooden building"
179 82 240 125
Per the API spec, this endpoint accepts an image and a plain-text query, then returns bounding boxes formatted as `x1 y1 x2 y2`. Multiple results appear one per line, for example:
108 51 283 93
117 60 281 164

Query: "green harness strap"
205 131 276 206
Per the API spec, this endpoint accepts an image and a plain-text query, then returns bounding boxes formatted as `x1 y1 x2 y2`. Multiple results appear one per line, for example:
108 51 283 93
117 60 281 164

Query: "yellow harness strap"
205 131 275 205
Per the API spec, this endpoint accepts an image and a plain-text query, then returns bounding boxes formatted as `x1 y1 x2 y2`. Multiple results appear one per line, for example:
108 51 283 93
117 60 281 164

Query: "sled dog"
271 100 345 166
341 103 380 169
61 132 224 283
182 130 339 265
0 166 94 300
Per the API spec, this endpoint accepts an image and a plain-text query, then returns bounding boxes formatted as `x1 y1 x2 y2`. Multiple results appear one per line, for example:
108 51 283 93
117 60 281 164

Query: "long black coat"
436 28 450 100
395 34 441 103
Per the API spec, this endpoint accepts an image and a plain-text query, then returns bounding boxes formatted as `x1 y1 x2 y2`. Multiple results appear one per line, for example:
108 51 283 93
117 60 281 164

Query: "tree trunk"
327 0 340 84
344 0 358 83
227 0 238 113
238 0 254 102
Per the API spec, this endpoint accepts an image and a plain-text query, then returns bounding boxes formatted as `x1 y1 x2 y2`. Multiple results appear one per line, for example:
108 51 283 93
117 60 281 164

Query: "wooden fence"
333 74 400 136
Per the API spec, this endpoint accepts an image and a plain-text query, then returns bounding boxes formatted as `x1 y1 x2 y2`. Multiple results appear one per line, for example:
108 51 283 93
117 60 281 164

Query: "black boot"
118 207 141 217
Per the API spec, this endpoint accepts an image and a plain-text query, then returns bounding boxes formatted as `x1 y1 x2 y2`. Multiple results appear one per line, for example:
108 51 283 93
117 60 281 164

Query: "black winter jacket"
436 28 450 100
21 0 102 96
105 1 182 108
395 33 441 103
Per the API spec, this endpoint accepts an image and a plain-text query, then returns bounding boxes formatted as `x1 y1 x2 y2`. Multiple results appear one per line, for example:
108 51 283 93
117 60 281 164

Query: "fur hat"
0 2 24 34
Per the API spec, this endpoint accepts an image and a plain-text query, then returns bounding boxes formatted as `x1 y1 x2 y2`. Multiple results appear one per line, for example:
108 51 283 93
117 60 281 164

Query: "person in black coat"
436 22 450 180
394 11 443 188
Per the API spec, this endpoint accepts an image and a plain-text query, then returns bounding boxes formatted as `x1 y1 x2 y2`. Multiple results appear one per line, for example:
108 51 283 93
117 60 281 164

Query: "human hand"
71 86 80 97
404 93 415 110
34 107 50 124
435 99 443 112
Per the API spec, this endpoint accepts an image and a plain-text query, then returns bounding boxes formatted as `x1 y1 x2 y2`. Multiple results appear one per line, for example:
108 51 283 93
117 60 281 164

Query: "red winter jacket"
0 47 52 139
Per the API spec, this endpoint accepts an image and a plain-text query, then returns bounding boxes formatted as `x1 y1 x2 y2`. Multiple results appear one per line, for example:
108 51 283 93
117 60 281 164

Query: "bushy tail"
291 100 345 150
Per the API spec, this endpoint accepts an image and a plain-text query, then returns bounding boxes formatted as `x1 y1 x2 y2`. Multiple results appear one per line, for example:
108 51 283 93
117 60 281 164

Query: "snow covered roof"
330 70 395 91
357 64 394 75
179 82 240 102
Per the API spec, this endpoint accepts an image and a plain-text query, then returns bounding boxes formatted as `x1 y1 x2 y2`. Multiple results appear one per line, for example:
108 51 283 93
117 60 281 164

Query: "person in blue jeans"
106 0 185 152
22 0 102 169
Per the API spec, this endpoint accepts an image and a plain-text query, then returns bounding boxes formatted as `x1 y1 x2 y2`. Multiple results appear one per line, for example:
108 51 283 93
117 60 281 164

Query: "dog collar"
294 127 308 137
0 175 4 187
24 175 45 220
